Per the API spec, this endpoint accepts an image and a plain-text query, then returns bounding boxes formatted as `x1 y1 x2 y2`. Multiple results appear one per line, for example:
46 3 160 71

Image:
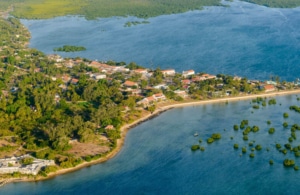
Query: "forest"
2 0 299 20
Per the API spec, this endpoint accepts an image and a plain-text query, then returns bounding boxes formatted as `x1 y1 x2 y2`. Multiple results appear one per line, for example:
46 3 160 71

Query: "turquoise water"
21 1 300 81
2 94 300 194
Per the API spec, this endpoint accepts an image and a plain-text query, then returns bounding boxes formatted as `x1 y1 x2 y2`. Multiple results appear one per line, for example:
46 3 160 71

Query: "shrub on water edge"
289 137 294 142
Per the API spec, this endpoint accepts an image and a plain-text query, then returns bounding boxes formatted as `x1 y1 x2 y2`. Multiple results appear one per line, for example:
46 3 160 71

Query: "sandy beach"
4 89 300 184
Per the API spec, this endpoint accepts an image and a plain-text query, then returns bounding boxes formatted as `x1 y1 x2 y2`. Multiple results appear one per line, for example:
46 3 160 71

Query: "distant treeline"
53 45 86 52
2 0 300 19
242 0 300 8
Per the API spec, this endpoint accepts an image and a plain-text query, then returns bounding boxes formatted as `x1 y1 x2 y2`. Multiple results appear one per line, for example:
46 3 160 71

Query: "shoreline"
4 89 300 185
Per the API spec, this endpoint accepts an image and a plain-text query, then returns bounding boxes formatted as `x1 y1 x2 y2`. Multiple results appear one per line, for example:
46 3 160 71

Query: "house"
134 69 148 74
137 93 166 106
201 74 216 80
161 69 176 76
61 75 71 83
71 78 79 85
264 84 276 92
191 76 206 82
93 74 106 80
105 125 115 130
153 84 168 90
181 79 191 85
123 80 138 88
182 70 195 78
174 90 188 98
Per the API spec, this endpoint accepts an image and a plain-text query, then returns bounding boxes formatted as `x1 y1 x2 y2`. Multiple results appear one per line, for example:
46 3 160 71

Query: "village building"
174 90 189 98
133 69 148 74
70 78 79 85
0 155 55 175
182 70 195 78
263 84 276 92
92 73 107 80
137 93 166 106
161 69 176 76
123 80 138 88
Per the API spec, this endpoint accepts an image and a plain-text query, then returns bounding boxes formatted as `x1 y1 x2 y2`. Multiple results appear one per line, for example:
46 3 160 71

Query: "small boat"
194 133 198 137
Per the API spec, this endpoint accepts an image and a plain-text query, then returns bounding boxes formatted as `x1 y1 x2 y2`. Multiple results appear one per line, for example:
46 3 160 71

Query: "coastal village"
0 16 300 185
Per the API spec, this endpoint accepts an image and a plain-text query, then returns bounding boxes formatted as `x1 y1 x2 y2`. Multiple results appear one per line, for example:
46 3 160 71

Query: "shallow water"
21 1 300 81
2 94 300 194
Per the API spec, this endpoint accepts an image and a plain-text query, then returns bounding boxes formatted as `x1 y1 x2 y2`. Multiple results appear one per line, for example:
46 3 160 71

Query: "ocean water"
2 94 300 194
21 1 300 81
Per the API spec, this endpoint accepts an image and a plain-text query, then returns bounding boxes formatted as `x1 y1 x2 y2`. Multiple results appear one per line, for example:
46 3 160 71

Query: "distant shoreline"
4 88 300 185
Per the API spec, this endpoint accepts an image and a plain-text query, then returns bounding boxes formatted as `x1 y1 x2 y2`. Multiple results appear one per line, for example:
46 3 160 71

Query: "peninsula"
1 2 300 187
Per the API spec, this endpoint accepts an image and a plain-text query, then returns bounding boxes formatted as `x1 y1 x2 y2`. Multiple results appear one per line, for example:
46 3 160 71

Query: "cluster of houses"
0 155 55 175
44 55 284 107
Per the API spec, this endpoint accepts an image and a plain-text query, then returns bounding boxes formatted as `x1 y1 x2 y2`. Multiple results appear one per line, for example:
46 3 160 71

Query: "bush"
255 144 262 151
252 105 259 109
211 133 221 139
268 128 275 134
281 149 288 155
233 125 239 131
207 138 215 144
276 143 282 149
269 159 274 165
249 153 255 158
191 145 200 151
294 166 299 171
283 159 295 167
233 143 239 149
285 143 292 149
252 126 260 132
243 135 248 141
283 122 289 128
200 147 205 151
283 112 289 118
267 120 271 125
242 147 247 153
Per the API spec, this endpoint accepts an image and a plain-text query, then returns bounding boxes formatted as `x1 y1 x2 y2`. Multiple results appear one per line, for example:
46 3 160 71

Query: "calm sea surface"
21 1 300 81
2 94 300 194
3 1 300 194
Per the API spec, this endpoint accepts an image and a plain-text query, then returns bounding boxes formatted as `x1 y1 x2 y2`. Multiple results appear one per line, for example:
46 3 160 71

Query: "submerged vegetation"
191 96 300 172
